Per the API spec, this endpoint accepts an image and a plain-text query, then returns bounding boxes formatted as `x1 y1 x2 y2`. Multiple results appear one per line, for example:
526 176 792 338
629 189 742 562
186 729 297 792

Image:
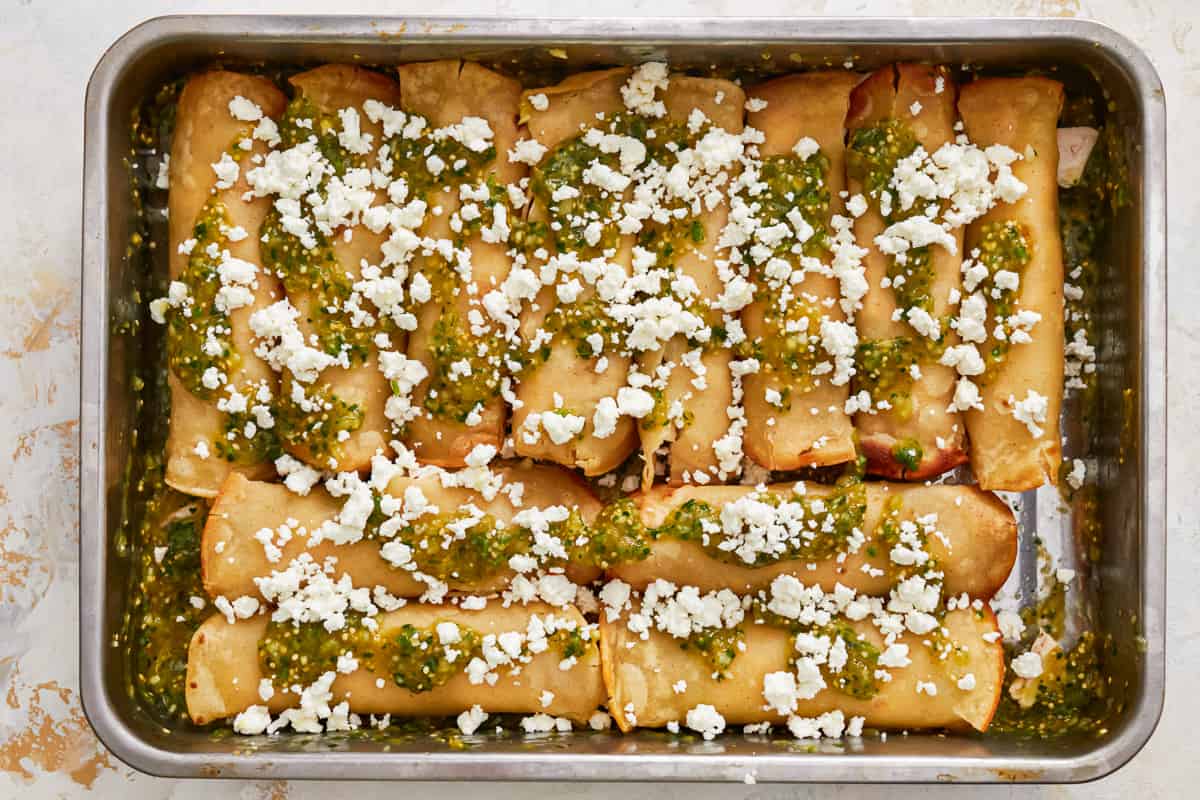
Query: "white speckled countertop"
0 0 1191 795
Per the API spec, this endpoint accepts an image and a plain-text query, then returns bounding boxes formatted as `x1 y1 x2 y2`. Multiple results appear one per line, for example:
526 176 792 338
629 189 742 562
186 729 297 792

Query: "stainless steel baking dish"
79 14 1166 782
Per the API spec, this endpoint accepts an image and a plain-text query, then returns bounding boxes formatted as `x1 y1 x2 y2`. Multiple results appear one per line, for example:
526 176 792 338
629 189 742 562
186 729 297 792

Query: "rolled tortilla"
741 72 860 471
275 65 401 472
187 602 604 725
602 606 1004 733
608 481 1016 599
202 463 603 600
636 77 746 486
958 78 1065 491
164 71 287 497
511 67 640 476
399 61 524 467
847 64 968 480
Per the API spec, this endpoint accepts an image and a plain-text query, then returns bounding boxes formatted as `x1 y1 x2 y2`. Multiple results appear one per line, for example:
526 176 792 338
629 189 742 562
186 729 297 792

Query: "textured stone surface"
0 0 1191 795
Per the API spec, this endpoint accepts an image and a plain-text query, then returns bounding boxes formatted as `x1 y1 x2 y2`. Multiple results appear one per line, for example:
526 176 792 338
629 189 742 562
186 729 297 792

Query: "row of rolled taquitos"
186 463 1017 734
162 60 1066 504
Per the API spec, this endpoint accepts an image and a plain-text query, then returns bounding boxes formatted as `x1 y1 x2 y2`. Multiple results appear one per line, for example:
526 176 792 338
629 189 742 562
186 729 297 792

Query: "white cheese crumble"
1008 389 1049 438
457 704 488 735
1011 651 1044 679
1066 458 1086 490
684 704 726 740
621 62 669 118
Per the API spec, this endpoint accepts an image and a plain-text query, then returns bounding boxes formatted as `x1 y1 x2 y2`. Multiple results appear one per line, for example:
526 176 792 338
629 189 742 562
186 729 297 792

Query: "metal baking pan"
79 14 1166 782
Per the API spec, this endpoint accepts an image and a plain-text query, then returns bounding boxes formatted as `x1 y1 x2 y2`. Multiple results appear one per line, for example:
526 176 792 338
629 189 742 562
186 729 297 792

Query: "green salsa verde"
385 129 497 201
974 220 1032 379
864 494 940 581
127 489 209 723
166 200 239 400
753 152 831 260
846 118 937 316
532 133 624 258
279 93 368 177
533 112 706 264
166 200 279 464
274 378 365 464
422 307 511 424
352 482 872 589
851 335 943 421
748 294 828 398
740 605 885 700
260 207 379 365
811 621 882 700
258 613 587 693
365 507 589 584
846 118 918 200
525 112 725 371
735 150 834 388
680 626 745 677
846 118 946 421
590 483 868 570
891 437 924 473
990 632 1117 738
1057 105 1128 407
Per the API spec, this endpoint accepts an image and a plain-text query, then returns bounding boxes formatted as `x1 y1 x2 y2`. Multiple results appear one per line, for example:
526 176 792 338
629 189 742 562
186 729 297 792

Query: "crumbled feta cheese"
996 609 1025 641
685 704 726 740
229 95 263 122
1066 458 1086 490
1011 651 1044 679
792 136 820 161
233 705 271 735
1008 389 1049 438
457 705 488 735
621 62 669 118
